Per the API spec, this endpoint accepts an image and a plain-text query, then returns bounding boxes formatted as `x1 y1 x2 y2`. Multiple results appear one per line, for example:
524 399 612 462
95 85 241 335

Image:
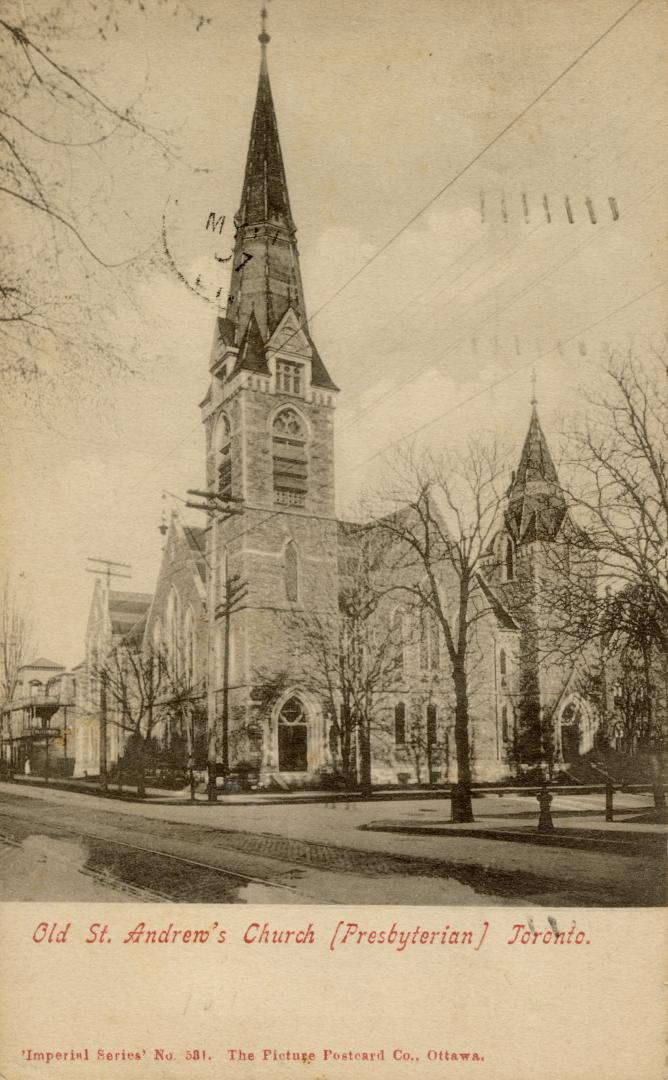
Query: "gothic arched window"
427 703 437 748
419 613 429 671
278 697 308 771
166 588 181 675
505 538 515 582
419 610 440 670
89 648 98 706
392 609 405 674
272 407 307 507
214 412 232 500
285 541 298 602
184 606 195 684
499 648 507 676
394 702 406 746
501 705 509 742
429 613 440 669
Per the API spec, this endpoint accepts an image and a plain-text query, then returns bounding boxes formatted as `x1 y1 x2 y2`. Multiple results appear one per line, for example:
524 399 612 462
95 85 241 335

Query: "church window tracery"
272 407 308 506
394 701 406 746
278 696 308 771
276 359 303 396
505 538 515 582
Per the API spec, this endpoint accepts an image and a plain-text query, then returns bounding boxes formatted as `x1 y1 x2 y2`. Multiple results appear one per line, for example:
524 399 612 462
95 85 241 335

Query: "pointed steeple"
505 403 567 544
212 11 336 390
237 26 295 234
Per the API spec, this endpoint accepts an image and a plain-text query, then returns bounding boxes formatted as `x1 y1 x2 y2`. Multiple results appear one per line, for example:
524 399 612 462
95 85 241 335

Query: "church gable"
267 307 313 360
144 515 207 652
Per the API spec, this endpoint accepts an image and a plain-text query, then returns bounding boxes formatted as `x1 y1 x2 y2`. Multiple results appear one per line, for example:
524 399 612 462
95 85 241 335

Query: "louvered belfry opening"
272 407 307 506
216 413 232 501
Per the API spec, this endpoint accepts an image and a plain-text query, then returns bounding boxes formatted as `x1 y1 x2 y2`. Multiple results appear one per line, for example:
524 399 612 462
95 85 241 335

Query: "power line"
336 170 667 439
101 0 656 535
289 0 649 338
210 276 667 554
112 0 649 501
348 277 667 472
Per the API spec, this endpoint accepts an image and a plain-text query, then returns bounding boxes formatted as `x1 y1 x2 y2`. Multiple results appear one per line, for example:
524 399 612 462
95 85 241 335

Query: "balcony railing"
4 692 73 711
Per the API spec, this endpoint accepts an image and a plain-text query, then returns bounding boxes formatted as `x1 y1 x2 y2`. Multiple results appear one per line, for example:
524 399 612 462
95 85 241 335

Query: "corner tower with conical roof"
199 12 339 786
489 393 598 771
505 402 567 546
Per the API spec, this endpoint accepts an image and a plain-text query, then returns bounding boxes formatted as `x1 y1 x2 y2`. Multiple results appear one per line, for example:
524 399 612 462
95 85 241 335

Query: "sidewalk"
6 772 657 806
362 816 666 857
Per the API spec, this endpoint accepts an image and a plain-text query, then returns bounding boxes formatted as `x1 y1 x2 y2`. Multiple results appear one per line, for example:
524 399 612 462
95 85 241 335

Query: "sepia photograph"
0 0 666 914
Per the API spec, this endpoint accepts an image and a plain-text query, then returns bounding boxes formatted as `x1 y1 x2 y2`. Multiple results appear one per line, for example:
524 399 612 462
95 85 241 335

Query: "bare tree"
96 641 170 797
0 1 208 391
296 522 408 793
374 439 510 821
533 344 667 753
568 345 666 613
403 689 444 786
0 574 35 706
158 649 207 801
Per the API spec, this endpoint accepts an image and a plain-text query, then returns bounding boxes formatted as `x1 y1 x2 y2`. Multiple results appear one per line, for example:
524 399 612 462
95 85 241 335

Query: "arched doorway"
277 696 308 772
559 695 596 761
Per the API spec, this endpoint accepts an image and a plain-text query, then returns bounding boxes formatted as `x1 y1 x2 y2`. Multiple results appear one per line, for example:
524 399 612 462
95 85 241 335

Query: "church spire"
223 8 304 343
236 6 295 235
217 10 336 390
505 403 567 544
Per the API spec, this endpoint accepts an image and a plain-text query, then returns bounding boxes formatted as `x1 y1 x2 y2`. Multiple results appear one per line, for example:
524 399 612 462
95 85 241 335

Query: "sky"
0 0 666 668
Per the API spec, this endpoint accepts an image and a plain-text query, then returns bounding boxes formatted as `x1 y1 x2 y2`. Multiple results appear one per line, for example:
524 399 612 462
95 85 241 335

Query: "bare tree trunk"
359 715 372 797
136 740 146 799
452 666 474 822
339 705 350 787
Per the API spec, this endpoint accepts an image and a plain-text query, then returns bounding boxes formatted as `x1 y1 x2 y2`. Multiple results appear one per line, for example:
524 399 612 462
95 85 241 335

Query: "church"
5 19 602 790
182 22 600 788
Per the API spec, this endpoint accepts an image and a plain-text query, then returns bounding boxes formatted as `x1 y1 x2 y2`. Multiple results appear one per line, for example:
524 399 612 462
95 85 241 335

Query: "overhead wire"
108 0 652 506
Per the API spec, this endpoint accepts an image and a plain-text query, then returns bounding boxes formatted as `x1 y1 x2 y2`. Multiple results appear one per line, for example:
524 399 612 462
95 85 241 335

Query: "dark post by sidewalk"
537 785 554 833
450 782 471 823
605 778 614 822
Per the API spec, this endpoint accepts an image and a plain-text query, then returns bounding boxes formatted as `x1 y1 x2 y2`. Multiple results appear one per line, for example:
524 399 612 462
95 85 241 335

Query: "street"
0 782 664 905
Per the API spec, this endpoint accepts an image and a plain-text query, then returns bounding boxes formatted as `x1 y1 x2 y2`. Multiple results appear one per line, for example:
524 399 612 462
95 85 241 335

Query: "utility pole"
99 668 108 793
85 558 132 589
186 489 244 802
217 568 248 781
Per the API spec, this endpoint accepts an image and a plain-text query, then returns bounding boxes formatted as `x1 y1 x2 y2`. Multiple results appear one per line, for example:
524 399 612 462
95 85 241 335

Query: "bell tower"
199 10 339 784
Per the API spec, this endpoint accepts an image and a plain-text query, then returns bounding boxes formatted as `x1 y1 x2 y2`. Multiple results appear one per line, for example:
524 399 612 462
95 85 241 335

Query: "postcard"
0 1 666 1077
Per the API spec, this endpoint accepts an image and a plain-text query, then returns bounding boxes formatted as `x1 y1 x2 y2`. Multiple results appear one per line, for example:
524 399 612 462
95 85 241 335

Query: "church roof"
308 337 339 392
233 310 270 376
20 657 65 671
121 610 148 646
505 406 567 544
108 590 152 637
475 576 519 631
182 523 207 583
